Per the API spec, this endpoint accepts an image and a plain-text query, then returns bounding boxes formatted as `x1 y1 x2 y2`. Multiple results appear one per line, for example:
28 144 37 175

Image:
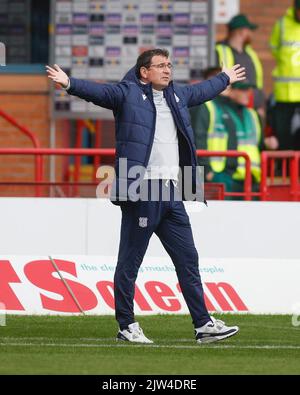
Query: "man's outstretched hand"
222 64 246 84
46 64 69 88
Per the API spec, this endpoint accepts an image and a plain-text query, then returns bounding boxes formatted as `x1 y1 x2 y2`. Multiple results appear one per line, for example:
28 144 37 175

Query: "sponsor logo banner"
1 256 299 315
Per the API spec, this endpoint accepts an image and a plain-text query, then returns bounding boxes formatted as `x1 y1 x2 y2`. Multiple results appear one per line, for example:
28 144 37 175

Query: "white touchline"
237 324 300 331
0 342 300 350
0 336 298 343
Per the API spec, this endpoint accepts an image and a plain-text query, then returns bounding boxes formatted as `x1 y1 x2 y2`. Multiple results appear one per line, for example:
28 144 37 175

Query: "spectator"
216 14 265 118
190 70 263 200
269 0 300 150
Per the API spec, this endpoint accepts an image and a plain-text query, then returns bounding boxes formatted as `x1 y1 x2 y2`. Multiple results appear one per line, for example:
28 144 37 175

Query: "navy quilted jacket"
67 68 229 204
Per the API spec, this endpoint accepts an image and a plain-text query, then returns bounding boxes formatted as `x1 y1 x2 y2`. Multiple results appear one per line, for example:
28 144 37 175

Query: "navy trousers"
114 180 210 330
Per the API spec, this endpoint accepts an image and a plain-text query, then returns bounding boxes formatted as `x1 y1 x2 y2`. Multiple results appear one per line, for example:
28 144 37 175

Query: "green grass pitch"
0 314 299 374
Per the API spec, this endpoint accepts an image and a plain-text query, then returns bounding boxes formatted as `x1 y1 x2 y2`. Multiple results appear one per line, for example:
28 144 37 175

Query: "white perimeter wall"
0 198 299 315
1 198 299 258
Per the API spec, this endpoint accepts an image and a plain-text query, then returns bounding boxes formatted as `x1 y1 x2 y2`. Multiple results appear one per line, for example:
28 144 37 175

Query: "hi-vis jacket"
270 7 300 102
216 42 263 89
191 96 262 183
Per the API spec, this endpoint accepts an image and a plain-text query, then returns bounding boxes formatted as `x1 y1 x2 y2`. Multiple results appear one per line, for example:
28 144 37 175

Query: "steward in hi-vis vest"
216 43 263 91
205 99 261 183
270 6 300 102
215 14 264 113
190 80 262 199
269 1 300 150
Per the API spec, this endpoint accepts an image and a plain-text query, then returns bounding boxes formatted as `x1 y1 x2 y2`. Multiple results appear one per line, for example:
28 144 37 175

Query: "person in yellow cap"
269 0 300 150
215 14 265 118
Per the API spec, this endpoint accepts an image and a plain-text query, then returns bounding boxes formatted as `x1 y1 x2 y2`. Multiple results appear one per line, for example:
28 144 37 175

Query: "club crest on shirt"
139 217 148 228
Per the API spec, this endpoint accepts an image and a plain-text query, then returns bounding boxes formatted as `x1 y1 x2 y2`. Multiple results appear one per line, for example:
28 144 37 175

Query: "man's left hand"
222 64 246 84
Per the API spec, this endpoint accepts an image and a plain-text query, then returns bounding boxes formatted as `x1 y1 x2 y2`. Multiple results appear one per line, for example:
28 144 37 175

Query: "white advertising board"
0 199 299 315
1 256 299 315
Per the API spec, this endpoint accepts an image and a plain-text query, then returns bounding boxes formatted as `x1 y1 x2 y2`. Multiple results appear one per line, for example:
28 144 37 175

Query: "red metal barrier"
197 149 252 200
1 147 298 201
0 148 115 197
0 148 254 200
260 151 300 201
0 108 43 196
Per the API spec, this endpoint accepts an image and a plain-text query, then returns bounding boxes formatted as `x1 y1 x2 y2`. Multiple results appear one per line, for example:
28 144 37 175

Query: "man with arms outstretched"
47 48 245 344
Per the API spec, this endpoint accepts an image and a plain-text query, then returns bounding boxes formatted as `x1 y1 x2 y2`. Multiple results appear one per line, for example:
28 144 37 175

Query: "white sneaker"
195 316 239 344
116 322 153 344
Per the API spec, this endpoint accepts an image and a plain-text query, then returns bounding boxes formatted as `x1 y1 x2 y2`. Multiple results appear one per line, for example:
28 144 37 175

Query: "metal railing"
260 151 300 201
197 149 252 200
0 108 43 194
0 148 254 199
